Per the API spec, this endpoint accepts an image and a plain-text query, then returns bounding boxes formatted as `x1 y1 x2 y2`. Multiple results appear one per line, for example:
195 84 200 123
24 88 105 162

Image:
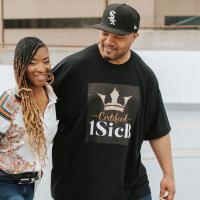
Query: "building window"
4 18 101 29
165 16 200 26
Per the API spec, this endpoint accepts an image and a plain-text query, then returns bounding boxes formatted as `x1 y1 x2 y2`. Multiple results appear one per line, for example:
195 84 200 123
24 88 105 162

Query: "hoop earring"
46 73 54 84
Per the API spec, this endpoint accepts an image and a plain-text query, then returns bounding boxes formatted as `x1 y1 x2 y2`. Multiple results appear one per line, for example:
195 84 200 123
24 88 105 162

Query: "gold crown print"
97 88 132 112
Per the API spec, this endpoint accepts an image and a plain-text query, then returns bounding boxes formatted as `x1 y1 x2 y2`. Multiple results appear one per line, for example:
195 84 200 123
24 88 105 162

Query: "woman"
0 37 58 200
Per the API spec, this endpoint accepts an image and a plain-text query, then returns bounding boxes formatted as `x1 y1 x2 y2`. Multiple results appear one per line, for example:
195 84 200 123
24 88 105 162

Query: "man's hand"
160 174 176 200
149 135 175 200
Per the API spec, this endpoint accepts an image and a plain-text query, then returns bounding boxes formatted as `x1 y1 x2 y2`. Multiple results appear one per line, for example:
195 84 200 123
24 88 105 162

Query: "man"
51 3 175 200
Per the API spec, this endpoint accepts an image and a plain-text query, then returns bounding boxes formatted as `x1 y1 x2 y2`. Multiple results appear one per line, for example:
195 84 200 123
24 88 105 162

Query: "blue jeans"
138 193 152 200
0 170 34 200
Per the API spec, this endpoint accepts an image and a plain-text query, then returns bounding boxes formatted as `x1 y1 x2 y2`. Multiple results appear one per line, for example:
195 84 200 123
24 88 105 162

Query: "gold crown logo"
97 88 132 112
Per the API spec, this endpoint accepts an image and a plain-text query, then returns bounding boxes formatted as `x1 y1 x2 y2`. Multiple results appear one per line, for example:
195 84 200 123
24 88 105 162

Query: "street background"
0 0 200 199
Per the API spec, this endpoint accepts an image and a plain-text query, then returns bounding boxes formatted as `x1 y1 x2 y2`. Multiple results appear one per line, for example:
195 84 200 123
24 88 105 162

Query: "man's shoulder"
52 44 97 74
63 44 97 63
131 51 157 80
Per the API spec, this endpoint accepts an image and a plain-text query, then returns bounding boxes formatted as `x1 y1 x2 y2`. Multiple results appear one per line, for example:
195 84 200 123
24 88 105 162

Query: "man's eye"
44 60 50 64
115 35 123 39
102 32 109 36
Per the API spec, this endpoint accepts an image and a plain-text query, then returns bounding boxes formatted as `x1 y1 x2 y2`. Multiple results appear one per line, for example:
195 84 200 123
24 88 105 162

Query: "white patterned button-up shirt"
0 85 58 174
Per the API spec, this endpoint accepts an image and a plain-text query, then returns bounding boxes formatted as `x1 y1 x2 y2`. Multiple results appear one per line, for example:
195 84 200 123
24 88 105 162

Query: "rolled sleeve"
0 91 13 135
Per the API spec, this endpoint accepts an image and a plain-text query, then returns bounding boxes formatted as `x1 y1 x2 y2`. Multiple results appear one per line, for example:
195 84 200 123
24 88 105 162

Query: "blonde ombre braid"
14 37 48 164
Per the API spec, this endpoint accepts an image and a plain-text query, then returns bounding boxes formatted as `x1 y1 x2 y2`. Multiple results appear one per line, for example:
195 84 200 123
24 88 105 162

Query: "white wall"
0 2 2 44
136 50 200 103
4 30 200 51
4 28 99 47
134 30 200 51
1 50 200 103
0 64 15 92
109 0 155 27
4 0 104 18
155 0 200 26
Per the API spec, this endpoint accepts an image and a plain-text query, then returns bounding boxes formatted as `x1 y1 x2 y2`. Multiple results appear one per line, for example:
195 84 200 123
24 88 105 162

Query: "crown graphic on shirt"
97 88 132 112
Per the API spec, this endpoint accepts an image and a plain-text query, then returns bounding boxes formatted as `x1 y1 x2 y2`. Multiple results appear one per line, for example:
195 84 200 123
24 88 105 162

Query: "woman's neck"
32 86 49 115
31 86 45 96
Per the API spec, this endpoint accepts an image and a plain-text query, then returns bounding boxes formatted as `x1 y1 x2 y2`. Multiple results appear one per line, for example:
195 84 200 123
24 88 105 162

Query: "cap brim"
92 24 131 35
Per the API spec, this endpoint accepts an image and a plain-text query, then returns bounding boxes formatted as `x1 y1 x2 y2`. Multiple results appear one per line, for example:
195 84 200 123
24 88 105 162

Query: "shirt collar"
45 84 58 104
14 84 58 104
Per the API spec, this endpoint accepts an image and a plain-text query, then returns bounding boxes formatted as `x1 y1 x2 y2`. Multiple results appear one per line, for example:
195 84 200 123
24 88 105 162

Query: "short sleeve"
0 91 13 135
144 75 171 140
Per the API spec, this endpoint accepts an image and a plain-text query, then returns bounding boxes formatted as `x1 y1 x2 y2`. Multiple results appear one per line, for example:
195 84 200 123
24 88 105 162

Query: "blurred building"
0 0 200 49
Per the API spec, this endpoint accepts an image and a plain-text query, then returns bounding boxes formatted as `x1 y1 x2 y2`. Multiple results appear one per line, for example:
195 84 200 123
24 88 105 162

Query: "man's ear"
133 32 139 39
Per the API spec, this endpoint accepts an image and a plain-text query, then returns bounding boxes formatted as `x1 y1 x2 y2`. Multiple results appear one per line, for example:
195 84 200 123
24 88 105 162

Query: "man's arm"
149 134 176 200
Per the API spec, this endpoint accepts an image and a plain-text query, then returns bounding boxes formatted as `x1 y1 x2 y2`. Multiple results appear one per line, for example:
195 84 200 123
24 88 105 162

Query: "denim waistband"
0 169 40 184
0 169 7 176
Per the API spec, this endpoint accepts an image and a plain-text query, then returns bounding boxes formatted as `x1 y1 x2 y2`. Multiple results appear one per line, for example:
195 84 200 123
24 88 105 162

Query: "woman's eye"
29 61 36 65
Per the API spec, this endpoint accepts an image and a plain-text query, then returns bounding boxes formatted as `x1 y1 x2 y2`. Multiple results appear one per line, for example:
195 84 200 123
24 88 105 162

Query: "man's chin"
102 53 115 61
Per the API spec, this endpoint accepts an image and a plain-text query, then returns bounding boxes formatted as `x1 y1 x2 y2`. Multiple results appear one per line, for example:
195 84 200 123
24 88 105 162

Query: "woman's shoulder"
0 88 19 120
0 89 18 133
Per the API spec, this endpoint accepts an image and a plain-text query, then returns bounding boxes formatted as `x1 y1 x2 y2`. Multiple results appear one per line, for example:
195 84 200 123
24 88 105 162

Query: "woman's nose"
36 63 46 72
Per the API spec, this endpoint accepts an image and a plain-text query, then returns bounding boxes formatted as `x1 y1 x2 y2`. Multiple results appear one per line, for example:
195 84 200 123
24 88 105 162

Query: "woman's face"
26 47 51 89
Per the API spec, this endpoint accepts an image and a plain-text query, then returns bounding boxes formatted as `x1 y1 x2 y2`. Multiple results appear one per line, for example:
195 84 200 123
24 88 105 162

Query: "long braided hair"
14 37 48 164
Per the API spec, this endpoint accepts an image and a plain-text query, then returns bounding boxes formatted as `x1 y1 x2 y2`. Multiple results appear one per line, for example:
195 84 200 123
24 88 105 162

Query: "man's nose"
106 34 115 44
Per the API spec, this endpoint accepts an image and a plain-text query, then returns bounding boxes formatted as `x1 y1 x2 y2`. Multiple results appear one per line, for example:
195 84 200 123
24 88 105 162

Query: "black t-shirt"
51 44 171 200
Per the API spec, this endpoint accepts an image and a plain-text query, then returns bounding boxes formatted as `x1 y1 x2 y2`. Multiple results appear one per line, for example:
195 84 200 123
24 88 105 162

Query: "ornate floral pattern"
0 86 57 174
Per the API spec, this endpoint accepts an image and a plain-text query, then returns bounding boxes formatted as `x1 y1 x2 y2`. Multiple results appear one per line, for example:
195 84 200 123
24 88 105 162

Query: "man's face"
98 30 138 64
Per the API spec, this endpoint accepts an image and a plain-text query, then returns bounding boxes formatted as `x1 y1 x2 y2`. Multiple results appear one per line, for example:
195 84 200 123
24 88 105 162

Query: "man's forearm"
149 134 176 200
149 134 174 176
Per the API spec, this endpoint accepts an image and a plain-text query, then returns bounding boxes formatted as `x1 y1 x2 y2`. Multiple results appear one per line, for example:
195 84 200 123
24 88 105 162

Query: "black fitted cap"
93 3 140 35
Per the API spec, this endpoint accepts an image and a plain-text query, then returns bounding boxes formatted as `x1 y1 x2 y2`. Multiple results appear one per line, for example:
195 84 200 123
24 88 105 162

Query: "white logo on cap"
134 25 137 30
108 10 116 25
